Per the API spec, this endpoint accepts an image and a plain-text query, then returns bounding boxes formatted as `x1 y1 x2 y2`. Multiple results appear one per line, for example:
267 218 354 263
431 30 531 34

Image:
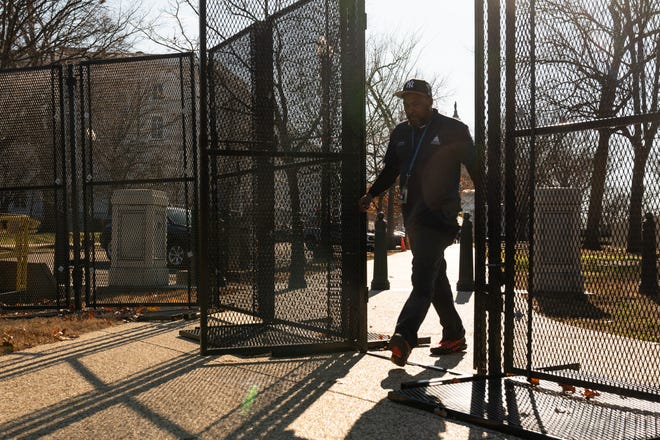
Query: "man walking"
359 79 476 366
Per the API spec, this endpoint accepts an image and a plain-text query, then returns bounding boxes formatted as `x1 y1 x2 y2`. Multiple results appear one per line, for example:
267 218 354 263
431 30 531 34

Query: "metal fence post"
251 21 276 320
639 212 658 297
67 64 82 311
457 213 474 292
371 212 390 291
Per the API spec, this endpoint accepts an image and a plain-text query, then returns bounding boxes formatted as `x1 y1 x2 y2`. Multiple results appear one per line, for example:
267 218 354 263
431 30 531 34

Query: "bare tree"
0 69 60 231
617 0 660 252
536 0 660 251
536 0 630 250
198 1 336 290
139 0 199 53
0 0 148 68
0 76 46 209
509 103 595 240
83 57 195 220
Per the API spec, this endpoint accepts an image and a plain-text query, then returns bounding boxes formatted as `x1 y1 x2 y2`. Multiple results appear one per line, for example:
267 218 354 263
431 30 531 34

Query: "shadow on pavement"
0 335 365 439
345 350 506 440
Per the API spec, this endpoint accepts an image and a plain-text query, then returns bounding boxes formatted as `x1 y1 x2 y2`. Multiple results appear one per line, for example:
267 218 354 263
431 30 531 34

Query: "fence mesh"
203 0 359 351
79 54 198 307
504 0 660 399
0 66 68 308
0 54 197 309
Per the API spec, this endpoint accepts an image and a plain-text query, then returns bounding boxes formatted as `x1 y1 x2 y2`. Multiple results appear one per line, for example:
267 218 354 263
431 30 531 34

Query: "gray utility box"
108 189 169 287
532 187 584 294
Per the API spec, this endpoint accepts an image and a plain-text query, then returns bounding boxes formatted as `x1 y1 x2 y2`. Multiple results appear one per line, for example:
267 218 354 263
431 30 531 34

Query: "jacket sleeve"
367 126 402 198
367 162 398 198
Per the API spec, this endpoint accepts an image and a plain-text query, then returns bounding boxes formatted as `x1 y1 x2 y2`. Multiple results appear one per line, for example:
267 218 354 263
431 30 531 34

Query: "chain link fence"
501 0 660 400
79 54 198 307
199 0 365 354
0 54 198 310
0 65 69 308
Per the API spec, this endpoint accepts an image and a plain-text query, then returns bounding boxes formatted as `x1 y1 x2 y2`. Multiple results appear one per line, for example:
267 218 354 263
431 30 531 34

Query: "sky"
128 0 475 132
364 1 475 131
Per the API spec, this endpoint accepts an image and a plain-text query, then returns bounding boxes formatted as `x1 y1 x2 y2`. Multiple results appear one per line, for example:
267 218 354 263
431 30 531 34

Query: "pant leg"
431 255 465 341
394 225 455 346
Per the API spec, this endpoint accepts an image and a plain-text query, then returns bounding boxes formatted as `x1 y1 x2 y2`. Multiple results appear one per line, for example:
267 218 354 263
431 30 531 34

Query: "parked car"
100 207 192 268
366 229 406 252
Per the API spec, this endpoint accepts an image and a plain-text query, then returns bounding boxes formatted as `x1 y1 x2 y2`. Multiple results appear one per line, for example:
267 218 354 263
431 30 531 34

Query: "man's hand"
358 193 373 212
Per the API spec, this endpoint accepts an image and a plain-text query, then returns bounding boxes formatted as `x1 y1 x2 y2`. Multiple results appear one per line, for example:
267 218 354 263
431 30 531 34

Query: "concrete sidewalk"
0 245 521 439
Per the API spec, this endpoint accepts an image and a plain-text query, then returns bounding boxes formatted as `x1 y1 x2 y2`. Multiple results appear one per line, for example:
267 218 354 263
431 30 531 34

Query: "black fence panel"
78 54 198 307
0 65 69 309
199 0 366 354
498 0 660 400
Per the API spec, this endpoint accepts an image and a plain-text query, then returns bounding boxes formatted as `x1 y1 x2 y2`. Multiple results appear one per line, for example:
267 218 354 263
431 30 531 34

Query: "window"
151 115 164 139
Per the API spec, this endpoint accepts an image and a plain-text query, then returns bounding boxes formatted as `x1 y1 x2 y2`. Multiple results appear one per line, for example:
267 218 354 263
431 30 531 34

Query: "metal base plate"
179 324 431 356
366 332 430 350
181 328 431 350
388 376 660 440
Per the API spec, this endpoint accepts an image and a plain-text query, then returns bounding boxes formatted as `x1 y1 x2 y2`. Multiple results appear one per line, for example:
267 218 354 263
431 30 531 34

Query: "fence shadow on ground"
0 325 377 439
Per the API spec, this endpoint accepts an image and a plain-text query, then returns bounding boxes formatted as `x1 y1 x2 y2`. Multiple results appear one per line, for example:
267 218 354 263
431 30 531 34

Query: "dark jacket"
368 109 476 231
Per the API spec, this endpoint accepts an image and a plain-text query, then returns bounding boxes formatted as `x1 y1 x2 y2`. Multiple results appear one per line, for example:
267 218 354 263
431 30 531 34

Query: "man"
359 79 476 366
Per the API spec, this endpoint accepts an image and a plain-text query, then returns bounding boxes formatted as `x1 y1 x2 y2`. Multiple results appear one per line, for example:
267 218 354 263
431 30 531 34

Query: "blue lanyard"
406 123 430 180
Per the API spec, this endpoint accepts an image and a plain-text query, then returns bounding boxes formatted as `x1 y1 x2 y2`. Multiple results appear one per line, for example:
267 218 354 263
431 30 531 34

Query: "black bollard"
639 212 658 296
456 212 474 292
371 212 390 290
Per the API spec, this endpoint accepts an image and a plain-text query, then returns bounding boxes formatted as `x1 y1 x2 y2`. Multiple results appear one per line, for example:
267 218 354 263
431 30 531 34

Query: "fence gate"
0 65 69 308
197 0 366 355
389 0 660 438
78 54 198 308
0 54 198 310
502 0 660 404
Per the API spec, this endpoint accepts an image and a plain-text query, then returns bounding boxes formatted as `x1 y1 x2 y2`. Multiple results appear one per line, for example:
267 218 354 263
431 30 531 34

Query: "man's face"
403 93 433 128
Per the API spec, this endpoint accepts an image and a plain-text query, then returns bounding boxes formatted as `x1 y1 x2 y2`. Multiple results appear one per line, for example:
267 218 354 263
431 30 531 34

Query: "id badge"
400 185 408 204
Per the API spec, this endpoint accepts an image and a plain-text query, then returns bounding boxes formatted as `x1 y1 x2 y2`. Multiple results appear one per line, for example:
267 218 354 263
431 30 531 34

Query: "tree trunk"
626 141 650 253
584 129 612 250
286 167 307 289
582 2 625 250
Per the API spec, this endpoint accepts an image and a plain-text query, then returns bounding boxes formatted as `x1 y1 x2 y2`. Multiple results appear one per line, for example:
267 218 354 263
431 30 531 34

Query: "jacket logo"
430 135 441 145
396 141 405 147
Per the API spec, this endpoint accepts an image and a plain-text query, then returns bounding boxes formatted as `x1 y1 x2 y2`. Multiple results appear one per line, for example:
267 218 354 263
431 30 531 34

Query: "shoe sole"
430 342 467 356
388 334 410 367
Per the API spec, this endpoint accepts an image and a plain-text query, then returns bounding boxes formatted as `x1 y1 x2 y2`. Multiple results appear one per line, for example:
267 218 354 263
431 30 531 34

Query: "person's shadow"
379 351 465 391
343 351 508 440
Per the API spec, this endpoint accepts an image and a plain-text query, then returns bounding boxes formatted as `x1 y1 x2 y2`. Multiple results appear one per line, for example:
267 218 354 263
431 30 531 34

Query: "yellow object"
0 214 33 291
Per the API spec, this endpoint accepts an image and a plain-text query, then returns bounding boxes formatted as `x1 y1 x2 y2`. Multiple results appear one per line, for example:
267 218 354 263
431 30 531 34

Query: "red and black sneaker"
430 337 467 355
387 333 411 367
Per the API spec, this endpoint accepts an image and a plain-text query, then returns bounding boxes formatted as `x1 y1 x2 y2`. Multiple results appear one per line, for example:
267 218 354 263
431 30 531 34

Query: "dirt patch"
1 309 131 355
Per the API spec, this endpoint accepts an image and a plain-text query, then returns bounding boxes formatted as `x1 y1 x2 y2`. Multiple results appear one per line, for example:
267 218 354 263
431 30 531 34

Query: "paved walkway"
0 245 522 439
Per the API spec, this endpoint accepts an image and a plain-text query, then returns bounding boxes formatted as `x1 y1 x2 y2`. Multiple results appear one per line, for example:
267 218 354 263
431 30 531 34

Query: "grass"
512 243 660 342
1 310 125 354
0 233 53 248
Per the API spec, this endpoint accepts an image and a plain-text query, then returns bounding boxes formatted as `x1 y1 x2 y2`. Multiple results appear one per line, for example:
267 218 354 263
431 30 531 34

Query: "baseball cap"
394 79 432 98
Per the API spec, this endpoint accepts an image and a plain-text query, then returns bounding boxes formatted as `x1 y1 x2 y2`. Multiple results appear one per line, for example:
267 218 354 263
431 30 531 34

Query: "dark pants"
394 224 464 347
